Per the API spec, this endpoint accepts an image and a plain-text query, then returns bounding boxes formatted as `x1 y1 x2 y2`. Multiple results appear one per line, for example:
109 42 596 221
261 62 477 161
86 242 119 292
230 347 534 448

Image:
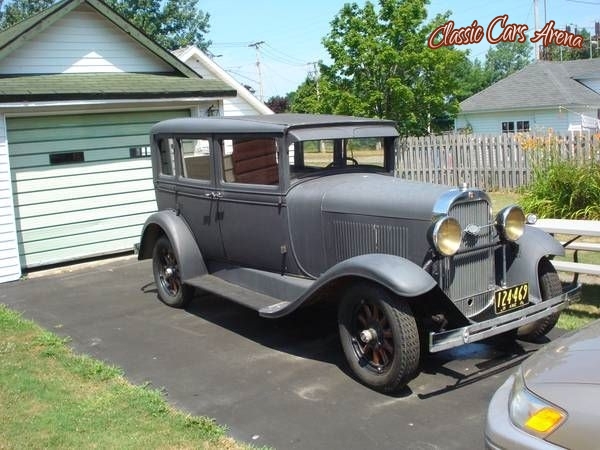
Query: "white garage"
0 0 272 282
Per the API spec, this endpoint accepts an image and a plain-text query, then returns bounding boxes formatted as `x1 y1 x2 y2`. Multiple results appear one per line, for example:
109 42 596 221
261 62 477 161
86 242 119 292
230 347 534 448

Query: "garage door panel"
8 108 190 268
15 189 155 217
12 159 151 180
14 179 154 207
17 201 156 231
18 212 152 243
20 237 141 268
9 123 155 145
8 134 149 156
20 224 143 255
7 109 188 131
14 168 152 194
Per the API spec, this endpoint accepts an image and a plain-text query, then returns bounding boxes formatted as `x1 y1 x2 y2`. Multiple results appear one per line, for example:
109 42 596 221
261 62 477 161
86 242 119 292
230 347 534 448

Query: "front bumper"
429 283 581 353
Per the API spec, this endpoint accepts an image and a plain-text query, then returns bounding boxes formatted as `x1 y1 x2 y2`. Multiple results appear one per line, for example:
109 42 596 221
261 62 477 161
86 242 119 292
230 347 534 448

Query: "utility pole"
248 41 265 102
308 61 320 100
533 0 539 60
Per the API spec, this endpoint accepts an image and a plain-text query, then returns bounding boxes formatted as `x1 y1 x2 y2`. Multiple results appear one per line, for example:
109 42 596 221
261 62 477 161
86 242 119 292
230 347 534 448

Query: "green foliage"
541 28 598 61
484 41 533 84
292 0 470 136
518 135 600 220
0 0 55 29
0 0 211 51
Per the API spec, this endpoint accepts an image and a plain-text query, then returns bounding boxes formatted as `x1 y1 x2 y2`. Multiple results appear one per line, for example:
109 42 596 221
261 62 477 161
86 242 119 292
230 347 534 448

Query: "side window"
179 138 211 181
158 138 176 176
221 137 279 186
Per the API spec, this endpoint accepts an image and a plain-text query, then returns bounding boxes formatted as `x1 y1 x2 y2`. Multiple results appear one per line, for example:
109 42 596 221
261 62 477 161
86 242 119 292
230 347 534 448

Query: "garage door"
8 109 190 268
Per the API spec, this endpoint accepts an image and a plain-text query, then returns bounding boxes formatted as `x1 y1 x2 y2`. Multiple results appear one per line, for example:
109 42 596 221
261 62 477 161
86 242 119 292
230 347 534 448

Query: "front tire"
338 283 420 393
152 235 194 308
517 257 562 340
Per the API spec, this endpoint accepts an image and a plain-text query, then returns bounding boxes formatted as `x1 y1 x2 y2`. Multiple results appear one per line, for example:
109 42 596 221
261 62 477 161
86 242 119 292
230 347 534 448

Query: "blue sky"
199 0 600 99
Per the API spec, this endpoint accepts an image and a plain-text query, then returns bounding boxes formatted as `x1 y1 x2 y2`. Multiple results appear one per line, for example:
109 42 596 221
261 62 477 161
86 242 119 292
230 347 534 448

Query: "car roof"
150 113 399 140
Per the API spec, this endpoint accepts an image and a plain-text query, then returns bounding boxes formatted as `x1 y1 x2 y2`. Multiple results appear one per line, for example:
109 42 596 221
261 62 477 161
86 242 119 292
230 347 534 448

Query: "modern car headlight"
496 205 525 241
508 368 567 438
429 216 462 257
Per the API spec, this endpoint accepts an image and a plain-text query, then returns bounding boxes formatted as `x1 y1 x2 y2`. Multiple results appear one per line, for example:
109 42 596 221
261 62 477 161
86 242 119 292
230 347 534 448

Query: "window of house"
502 122 515 133
502 121 530 133
129 146 151 158
49 151 84 165
517 121 530 132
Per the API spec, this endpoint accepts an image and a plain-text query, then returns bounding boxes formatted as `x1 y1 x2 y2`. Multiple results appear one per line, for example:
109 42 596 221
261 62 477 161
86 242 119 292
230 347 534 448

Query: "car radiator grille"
442 200 497 318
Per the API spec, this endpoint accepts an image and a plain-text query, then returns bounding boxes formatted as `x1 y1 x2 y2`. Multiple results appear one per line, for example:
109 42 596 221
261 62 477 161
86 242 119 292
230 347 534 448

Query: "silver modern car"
485 319 600 449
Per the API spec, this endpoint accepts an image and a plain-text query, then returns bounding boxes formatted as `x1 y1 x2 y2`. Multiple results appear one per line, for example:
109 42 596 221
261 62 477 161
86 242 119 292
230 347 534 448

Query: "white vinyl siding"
8 109 190 268
0 4 172 75
0 114 21 282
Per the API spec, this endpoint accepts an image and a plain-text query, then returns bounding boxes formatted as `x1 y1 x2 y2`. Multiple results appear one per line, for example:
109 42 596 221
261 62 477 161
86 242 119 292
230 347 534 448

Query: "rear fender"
138 210 207 281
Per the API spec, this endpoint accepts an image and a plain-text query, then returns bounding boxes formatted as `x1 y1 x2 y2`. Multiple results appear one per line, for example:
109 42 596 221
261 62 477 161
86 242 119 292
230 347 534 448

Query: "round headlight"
429 216 462 256
496 205 525 241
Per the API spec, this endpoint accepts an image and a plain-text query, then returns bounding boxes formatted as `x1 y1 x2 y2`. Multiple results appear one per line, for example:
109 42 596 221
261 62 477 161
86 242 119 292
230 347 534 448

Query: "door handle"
204 192 223 199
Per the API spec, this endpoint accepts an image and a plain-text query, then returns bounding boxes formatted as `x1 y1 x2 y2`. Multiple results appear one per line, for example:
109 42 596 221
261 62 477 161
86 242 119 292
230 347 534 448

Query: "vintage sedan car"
485 319 600 449
137 113 580 392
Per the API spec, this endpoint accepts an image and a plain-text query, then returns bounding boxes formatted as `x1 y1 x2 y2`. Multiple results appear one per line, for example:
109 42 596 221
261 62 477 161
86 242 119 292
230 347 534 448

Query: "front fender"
138 210 207 281
261 254 437 318
317 253 437 298
506 225 565 301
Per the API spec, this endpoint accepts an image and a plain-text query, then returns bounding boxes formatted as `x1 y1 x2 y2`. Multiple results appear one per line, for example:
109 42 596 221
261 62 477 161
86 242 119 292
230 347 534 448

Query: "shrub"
518 133 600 220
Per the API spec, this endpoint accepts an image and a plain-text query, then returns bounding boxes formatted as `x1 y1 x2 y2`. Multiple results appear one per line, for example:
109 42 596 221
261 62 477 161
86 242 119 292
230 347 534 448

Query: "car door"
174 136 225 261
214 135 289 272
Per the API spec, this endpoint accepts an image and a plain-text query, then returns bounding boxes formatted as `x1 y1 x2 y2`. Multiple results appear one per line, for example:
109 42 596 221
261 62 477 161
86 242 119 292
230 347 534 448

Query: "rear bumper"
429 283 581 353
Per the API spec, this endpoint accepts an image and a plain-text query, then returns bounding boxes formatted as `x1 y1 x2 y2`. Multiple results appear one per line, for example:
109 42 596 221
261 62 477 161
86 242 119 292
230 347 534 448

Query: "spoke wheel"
338 282 420 393
517 257 562 341
152 235 193 308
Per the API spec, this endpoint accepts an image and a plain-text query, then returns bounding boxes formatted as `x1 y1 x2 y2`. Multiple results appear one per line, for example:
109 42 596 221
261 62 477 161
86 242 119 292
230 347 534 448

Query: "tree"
541 28 597 61
292 0 470 135
265 95 291 113
484 41 532 84
0 0 55 29
0 0 211 51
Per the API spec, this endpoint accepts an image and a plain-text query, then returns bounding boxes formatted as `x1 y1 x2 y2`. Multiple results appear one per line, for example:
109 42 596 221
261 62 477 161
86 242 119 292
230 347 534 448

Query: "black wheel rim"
157 244 181 297
350 299 394 374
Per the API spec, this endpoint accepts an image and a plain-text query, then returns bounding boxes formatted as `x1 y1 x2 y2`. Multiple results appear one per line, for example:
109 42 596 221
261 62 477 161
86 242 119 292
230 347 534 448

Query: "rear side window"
221 137 279 186
179 138 211 182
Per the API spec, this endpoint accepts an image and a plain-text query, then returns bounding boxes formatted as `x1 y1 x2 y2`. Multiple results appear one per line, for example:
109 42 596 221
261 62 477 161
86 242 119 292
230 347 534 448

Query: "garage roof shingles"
0 73 236 102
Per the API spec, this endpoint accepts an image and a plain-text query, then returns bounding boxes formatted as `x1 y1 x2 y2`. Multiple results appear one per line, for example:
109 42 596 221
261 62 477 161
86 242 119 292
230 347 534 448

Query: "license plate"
494 283 529 314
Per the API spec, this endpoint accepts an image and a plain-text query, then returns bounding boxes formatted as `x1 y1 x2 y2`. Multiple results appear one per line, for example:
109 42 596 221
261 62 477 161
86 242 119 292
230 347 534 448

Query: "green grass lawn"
0 305 244 450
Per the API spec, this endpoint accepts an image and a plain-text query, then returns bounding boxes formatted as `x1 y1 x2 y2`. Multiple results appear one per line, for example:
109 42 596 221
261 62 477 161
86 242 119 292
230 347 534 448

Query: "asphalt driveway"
1 256 557 449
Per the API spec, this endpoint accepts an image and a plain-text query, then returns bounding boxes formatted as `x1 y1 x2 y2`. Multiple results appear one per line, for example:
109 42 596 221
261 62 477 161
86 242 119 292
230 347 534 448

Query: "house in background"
455 59 600 135
0 0 268 283
173 46 273 116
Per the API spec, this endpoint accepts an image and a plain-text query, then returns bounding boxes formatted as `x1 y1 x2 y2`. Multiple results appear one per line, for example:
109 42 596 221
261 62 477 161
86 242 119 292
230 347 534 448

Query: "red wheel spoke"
382 340 394 354
357 313 367 327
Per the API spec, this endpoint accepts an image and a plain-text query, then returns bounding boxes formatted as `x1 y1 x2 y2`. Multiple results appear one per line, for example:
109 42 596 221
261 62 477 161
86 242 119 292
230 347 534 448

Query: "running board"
185 274 291 316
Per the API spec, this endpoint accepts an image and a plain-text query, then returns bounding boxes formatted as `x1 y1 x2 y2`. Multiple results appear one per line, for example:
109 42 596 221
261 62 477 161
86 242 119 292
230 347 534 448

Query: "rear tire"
152 235 194 308
517 257 562 341
338 283 420 393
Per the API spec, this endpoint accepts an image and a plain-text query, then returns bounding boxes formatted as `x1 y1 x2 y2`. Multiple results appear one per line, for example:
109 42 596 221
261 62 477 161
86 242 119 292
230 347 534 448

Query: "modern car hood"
523 320 600 387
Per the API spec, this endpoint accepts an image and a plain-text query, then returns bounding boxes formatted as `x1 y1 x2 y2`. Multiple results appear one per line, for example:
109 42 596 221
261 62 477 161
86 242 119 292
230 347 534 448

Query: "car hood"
523 319 600 387
289 172 450 221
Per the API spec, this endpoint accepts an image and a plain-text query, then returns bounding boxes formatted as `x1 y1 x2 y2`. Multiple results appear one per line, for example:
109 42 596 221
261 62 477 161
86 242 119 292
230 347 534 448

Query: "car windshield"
289 137 390 180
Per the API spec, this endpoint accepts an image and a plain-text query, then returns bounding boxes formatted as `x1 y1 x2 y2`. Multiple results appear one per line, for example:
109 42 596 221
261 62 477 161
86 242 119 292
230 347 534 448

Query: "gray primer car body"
138 113 581 392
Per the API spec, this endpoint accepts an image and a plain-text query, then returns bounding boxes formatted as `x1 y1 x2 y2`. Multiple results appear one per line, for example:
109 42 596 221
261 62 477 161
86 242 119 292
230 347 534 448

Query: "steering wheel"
326 157 359 168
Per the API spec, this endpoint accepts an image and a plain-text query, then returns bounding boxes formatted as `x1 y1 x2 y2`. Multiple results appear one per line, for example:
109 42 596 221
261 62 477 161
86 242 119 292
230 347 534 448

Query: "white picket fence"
397 133 600 190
